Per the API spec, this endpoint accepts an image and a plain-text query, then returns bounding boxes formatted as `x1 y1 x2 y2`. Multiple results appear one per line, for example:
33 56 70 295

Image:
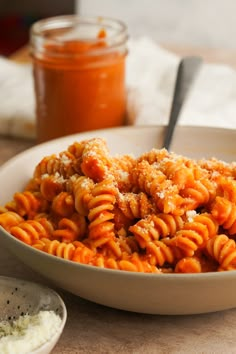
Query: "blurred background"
79 0 236 50
0 0 74 56
0 0 236 56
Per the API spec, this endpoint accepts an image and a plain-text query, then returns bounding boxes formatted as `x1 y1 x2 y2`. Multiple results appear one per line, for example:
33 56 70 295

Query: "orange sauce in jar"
31 16 128 143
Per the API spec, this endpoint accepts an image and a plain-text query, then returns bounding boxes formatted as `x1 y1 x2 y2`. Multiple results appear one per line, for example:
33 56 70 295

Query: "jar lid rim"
31 15 127 38
30 15 128 58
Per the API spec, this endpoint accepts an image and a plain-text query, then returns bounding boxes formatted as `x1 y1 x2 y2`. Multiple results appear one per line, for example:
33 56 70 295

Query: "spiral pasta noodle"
87 178 117 248
205 234 236 270
10 218 54 245
129 213 184 248
1 137 236 274
117 192 153 220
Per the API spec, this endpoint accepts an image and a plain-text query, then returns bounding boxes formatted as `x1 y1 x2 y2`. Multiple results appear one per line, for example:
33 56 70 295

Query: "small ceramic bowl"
0 276 67 354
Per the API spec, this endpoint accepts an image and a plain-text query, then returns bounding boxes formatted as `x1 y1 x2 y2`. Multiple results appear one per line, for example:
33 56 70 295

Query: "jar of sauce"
30 15 128 143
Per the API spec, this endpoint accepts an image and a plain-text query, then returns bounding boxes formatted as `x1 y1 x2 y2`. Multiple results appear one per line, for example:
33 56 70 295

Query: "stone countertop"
1 136 236 354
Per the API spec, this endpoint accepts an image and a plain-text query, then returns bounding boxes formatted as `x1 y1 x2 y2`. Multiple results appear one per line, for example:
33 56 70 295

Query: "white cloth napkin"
126 37 236 129
1 36 236 140
0 58 35 139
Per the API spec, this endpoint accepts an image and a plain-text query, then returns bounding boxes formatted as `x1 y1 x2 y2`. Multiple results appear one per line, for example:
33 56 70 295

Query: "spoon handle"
163 56 202 150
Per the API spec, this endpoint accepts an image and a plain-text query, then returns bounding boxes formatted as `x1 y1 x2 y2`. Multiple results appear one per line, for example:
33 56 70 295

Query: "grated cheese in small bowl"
0 310 62 354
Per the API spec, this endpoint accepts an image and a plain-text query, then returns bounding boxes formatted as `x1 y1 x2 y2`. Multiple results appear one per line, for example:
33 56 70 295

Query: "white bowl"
0 125 236 315
0 276 67 354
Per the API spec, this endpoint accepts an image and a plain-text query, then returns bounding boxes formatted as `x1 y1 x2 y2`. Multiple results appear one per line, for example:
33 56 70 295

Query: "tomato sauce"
31 20 127 143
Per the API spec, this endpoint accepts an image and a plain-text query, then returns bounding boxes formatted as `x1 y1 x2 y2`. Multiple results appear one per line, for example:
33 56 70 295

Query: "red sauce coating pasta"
1 137 236 273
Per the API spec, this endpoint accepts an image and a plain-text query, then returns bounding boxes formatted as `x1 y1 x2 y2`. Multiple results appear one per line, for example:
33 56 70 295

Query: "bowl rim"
0 273 67 320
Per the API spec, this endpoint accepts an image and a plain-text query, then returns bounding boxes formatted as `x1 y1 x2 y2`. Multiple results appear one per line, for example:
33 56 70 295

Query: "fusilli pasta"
1 137 236 273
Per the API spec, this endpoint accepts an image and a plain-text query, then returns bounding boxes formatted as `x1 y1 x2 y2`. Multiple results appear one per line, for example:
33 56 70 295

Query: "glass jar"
30 15 128 143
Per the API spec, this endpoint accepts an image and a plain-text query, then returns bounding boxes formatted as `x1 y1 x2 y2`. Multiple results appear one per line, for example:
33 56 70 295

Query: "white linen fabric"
0 57 35 138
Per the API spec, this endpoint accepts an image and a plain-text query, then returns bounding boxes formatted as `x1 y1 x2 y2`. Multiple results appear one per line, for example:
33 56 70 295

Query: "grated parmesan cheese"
0 310 62 354
156 191 165 199
41 173 49 179
117 170 129 182
186 210 197 222
60 153 72 165
54 172 65 184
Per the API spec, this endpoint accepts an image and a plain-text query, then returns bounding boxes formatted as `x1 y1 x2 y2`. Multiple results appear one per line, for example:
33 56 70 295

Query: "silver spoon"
162 56 202 150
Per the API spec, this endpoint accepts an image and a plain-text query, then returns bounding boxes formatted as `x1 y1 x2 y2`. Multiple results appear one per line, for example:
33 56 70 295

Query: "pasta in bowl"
1 125 236 315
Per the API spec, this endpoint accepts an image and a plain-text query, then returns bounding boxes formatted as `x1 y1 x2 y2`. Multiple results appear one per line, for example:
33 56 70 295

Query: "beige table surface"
1 45 236 354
